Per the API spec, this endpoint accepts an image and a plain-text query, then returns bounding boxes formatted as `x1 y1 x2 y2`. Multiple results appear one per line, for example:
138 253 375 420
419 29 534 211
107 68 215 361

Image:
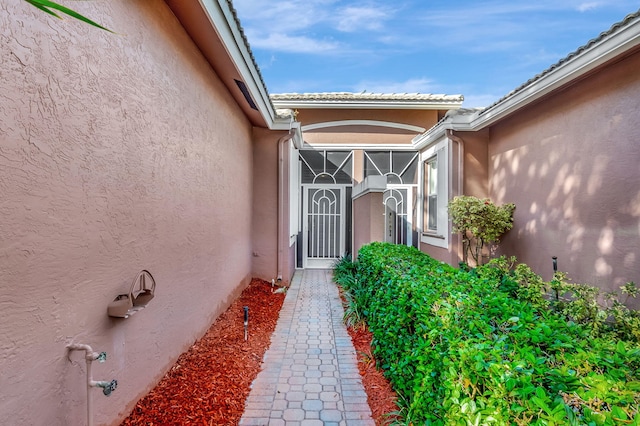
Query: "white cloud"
234 0 396 55
247 31 340 53
577 2 603 12
335 5 393 32
352 78 437 94
233 0 336 32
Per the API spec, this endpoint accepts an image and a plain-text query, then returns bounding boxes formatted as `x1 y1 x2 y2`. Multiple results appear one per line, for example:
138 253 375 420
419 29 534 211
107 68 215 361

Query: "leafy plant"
24 0 113 32
448 196 515 265
343 242 640 425
334 255 367 329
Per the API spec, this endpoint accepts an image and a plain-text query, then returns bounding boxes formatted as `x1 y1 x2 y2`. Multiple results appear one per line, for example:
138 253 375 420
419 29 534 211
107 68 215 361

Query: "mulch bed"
120 277 399 425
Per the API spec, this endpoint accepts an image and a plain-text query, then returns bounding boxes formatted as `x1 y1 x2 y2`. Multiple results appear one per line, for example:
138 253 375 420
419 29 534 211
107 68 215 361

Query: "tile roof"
271 92 464 103
270 92 464 108
480 9 640 115
225 0 271 98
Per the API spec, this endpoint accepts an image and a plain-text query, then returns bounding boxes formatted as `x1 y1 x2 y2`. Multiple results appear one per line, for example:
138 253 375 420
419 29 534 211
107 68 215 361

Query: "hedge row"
334 242 640 425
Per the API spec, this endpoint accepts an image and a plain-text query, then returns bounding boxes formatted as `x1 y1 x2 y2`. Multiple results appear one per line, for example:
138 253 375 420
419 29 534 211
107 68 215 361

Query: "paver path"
239 269 374 426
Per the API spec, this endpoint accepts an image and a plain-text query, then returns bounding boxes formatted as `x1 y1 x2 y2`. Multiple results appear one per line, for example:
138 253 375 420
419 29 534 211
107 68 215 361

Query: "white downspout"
277 129 295 281
446 129 465 264
446 129 464 197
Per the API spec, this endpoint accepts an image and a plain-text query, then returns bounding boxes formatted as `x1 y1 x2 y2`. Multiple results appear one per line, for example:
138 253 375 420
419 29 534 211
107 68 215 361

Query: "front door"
303 185 346 268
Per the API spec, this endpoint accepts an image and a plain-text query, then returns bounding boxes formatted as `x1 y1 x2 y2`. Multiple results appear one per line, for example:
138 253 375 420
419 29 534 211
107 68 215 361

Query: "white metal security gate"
303 185 347 268
383 187 414 246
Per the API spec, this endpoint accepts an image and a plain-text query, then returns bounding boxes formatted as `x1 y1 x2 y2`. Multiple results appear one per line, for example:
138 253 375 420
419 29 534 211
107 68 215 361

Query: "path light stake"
243 306 249 341
552 256 559 301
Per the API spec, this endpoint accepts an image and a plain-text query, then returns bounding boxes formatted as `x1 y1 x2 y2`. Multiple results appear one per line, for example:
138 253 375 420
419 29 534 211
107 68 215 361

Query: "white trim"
303 143 417 151
302 120 426 133
418 138 450 249
352 175 387 200
474 18 640 129
273 99 463 110
289 140 300 244
196 1 273 120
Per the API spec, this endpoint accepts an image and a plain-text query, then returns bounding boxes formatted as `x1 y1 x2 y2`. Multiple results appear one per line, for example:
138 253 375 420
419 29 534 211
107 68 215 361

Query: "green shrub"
336 242 640 425
448 196 515 265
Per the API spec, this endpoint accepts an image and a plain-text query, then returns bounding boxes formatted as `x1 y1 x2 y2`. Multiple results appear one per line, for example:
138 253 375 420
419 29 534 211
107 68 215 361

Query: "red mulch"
346 325 401 425
120 277 399 426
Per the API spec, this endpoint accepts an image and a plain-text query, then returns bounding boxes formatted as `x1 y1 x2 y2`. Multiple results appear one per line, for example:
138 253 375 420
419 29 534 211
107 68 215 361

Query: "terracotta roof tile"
271 92 464 103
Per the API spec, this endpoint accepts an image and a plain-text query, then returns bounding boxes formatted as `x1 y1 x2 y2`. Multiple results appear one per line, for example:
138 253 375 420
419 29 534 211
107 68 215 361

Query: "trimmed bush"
336 242 640 425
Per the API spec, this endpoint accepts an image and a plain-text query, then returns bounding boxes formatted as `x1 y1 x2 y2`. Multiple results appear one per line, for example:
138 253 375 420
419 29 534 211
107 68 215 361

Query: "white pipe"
446 129 464 197
277 129 295 281
67 343 114 426
446 129 465 264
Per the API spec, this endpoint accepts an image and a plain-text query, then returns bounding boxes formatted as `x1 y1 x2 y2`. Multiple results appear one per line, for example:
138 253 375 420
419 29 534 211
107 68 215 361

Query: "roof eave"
272 99 463 110
413 11 640 147
165 0 279 128
412 114 478 150
474 11 640 129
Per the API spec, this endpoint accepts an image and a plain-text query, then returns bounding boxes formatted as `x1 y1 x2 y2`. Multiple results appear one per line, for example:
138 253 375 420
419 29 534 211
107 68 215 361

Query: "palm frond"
24 0 113 33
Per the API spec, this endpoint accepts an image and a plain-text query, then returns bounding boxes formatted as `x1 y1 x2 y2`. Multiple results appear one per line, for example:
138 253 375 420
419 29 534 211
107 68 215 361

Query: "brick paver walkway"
239 269 374 426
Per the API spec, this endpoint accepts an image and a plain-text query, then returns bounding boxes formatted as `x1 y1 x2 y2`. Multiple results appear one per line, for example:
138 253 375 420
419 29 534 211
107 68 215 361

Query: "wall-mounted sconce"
107 270 156 318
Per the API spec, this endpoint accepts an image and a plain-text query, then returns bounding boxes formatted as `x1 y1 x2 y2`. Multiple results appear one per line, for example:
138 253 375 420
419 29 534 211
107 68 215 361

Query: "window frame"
419 138 449 249
424 155 438 232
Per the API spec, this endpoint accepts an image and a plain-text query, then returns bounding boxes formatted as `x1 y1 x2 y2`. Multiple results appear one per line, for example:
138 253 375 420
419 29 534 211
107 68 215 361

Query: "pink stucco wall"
489 50 640 303
1 2 254 424
353 192 385 256
251 128 296 284
419 132 488 265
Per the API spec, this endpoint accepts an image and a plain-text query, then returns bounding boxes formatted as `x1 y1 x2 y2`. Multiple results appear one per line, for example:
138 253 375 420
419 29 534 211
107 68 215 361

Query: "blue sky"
232 0 639 107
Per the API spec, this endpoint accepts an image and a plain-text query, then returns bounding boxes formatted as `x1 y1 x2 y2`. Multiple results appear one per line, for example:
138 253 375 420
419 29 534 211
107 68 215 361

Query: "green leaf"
24 0 114 32
611 405 628 421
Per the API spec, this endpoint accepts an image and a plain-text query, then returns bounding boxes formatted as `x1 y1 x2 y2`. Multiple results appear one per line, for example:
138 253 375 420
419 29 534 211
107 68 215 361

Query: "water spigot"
95 380 118 396
96 352 107 363
104 379 117 396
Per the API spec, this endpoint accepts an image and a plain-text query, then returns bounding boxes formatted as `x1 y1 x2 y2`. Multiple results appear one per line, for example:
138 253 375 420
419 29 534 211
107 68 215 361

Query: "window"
425 157 438 232
420 139 449 249
363 151 419 184
299 150 353 184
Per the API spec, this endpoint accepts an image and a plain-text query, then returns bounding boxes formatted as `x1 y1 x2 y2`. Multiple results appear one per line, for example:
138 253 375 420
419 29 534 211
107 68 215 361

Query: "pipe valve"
97 352 107 363
94 380 118 396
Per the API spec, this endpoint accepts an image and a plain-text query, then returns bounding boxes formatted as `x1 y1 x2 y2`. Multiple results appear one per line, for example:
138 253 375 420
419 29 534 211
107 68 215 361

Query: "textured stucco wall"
298 109 440 146
252 128 296 283
353 192 384 256
296 109 439 128
419 131 489 266
489 51 640 303
0 1 254 424
459 129 490 198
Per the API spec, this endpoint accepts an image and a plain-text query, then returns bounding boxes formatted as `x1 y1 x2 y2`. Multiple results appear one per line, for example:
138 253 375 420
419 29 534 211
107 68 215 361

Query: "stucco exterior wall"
298 109 440 146
303 128 420 146
353 192 385 256
0 2 254 425
458 130 490 198
488 50 640 302
419 131 489 265
296 109 439 128
251 128 279 281
251 128 296 284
